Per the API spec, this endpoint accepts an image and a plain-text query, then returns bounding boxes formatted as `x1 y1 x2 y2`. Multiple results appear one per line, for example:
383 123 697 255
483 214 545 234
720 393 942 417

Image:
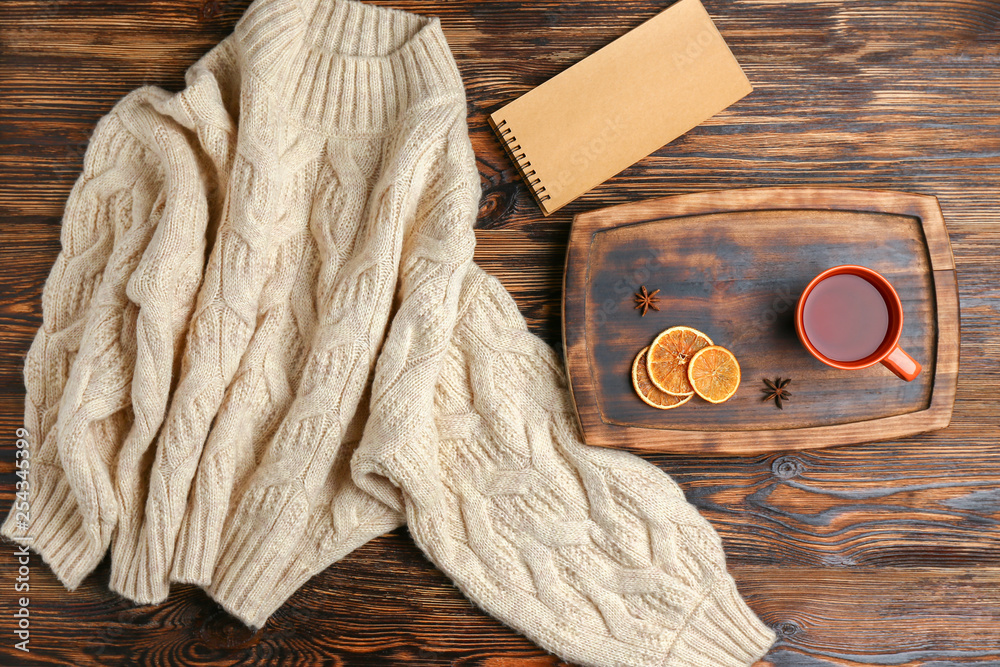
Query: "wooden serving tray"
562 188 959 454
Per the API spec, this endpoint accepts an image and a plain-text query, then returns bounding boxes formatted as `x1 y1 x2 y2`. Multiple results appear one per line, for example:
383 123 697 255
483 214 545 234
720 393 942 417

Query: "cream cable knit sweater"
1 0 776 664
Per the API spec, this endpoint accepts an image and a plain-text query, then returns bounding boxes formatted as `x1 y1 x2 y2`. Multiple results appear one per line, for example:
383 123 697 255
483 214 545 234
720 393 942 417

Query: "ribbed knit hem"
203 484 403 630
170 497 225 586
170 454 236 586
0 463 106 591
234 0 465 133
107 521 171 605
667 574 776 666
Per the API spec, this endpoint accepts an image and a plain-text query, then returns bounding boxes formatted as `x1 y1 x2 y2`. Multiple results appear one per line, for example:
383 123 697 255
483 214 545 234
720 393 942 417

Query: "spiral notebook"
488 0 751 216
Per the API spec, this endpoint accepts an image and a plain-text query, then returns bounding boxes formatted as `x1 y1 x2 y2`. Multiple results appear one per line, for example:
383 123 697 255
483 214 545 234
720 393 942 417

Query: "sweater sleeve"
197 102 478 629
192 109 477 628
351 120 777 665
0 85 213 591
105 41 244 605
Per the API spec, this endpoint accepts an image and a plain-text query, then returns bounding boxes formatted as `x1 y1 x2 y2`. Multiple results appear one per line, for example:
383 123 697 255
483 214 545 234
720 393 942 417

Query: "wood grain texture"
563 188 959 453
1 0 999 665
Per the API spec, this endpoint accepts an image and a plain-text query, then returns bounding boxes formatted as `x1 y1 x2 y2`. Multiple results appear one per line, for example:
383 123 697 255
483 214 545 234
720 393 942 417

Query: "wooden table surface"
2 0 999 665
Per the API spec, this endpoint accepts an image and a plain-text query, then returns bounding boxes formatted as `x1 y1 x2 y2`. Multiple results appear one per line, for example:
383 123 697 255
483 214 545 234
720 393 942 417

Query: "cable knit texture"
1 1 776 664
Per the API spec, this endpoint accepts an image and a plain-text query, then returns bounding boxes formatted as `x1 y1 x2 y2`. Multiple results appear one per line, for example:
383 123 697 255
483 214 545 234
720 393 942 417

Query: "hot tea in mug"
795 265 921 381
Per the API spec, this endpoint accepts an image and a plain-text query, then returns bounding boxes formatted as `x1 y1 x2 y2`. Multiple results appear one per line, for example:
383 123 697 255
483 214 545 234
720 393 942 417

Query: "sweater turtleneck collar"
233 0 465 133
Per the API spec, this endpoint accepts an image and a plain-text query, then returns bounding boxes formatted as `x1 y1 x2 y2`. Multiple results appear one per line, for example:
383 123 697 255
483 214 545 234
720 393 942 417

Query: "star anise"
633 286 660 317
761 377 792 409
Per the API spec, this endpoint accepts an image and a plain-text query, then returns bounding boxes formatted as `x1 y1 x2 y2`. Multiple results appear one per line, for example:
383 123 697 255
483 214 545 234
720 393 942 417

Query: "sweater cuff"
669 573 776 666
107 520 170 605
170 498 223 587
203 483 403 630
0 463 106 591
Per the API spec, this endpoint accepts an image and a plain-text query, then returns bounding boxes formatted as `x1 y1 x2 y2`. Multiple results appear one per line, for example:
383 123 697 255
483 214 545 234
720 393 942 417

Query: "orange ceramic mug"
795 265 921 382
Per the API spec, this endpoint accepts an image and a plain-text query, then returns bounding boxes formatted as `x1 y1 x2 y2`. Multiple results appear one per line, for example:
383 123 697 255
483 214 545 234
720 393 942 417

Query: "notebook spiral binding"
494 120 551 203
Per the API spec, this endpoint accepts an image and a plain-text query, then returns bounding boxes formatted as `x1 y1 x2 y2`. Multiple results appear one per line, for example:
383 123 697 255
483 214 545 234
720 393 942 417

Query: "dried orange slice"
647 326 713 396
687 345 741 404
632 347 693 410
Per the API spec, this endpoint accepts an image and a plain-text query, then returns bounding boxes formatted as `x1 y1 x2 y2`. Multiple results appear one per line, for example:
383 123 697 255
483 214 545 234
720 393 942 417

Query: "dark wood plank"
738 566 1000 666
1 0 999 665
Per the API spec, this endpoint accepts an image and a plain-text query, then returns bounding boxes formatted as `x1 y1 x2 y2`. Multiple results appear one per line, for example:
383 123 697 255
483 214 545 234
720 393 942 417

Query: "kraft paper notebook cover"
488 0 752 216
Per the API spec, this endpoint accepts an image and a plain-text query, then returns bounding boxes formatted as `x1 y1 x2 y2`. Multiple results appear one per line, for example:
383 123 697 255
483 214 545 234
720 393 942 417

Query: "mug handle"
882 346 921 381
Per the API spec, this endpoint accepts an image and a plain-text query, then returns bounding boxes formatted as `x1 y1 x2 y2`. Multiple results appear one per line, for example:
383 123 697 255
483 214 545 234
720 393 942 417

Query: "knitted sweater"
0 0 776 664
